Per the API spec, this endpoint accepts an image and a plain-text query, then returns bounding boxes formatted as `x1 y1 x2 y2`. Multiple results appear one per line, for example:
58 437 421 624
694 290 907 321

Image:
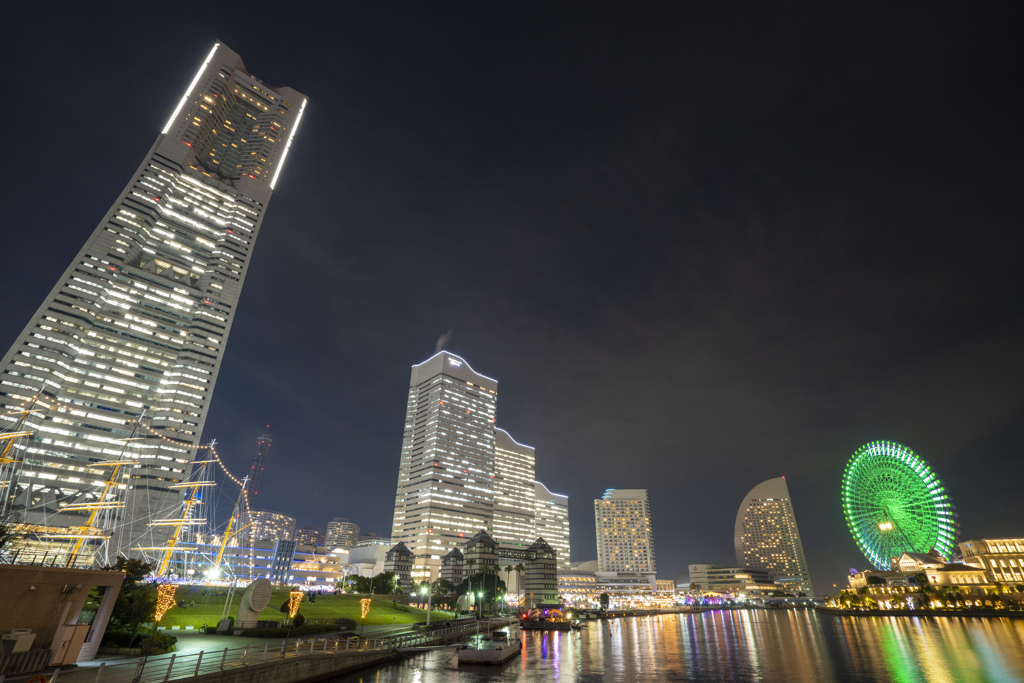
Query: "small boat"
457 630 522 666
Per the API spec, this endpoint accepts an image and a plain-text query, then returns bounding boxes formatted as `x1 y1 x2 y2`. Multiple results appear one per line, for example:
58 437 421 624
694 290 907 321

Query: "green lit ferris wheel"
842 441 958 570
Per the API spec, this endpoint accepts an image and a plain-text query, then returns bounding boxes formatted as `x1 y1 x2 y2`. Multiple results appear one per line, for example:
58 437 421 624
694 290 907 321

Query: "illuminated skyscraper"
493 428 536 550
595 489 656 573
246 428 273 508
249 510 296 543
535 481 570 569
390 351 498 582
326 517 360 549
0 43 306 561
734 477 814 595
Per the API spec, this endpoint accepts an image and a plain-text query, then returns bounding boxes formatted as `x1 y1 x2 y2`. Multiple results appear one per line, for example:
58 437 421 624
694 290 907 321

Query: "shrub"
139 633 177 655
293 614 306 627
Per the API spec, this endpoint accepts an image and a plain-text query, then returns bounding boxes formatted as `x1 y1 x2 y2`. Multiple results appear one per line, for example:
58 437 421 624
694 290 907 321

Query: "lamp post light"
477 591 484 617
420 584 433 626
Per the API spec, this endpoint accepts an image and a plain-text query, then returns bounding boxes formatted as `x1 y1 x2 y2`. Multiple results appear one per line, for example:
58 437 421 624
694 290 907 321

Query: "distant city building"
958 538 1024 585
384 542 414 593
535 481 571 569
326 518 360 549
559 570 662 609
493 429 537 550
249 510 296 543
295 527 324 547
246 429 273 509
0 43 307 562
687 564 778 597
595 489 656 573
390 352 498 582
354 534 392 548
656 579 676 595
734 477 814 596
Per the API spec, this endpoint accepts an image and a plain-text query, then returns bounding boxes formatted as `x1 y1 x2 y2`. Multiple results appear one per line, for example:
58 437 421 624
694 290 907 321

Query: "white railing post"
94 662 106 683
163 654 176 683
310 640 315 655
51 668 61 683
133 658 145 683
193 651 204 677
263 644 268 662
242 646 248 665
322 639 327 654
220 648 228 670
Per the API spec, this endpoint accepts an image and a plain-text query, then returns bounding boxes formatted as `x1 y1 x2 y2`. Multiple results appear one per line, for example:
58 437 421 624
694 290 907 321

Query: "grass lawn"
158 586 450 628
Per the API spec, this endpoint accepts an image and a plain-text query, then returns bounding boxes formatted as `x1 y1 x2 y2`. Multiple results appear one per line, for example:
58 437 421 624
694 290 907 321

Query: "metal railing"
22 618 516 683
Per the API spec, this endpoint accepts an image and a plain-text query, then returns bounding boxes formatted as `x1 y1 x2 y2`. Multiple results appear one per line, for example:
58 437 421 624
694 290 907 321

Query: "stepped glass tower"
0 43 306 563
391 351 498 583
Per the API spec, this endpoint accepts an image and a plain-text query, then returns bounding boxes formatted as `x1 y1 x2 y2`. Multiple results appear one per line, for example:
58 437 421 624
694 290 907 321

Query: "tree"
514 563 525 595
504 565 514 596
689 582 697 594
103 559 156 647
599 592 610 610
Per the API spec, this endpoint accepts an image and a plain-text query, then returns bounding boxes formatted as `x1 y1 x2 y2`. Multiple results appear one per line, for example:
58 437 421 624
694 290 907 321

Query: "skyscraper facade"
0 43 306 561
294 527 324 547
535 481 570 569
734 477 814 595
246 428 273 508
493 428 536 550
595 489 656 573
325 517 360 549
390 351 498 582
249 510 296 543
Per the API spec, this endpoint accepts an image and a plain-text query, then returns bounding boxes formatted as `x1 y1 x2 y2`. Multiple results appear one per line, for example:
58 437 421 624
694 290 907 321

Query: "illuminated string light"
360 598 371 620
139 422 244 487
288 591 303 618
156 584 178 621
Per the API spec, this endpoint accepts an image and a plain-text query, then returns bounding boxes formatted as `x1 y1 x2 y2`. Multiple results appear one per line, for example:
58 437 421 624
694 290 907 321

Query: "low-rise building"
958 538 1024 586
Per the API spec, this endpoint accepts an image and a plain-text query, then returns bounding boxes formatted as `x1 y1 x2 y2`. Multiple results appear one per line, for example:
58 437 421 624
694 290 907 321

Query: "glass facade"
734 477 814 595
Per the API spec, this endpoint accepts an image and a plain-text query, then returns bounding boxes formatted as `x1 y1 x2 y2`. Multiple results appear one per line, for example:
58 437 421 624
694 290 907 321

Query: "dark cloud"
1 3 1021 591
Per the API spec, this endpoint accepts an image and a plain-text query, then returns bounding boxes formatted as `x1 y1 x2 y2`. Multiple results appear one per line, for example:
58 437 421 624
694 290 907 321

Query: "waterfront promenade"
0 620 515 683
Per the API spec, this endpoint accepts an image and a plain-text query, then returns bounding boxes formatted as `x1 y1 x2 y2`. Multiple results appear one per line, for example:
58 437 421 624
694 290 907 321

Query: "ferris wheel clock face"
842 441 958 570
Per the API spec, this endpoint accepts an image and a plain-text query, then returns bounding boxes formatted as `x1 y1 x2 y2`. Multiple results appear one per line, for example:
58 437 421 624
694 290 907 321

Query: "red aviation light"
184 142 192 146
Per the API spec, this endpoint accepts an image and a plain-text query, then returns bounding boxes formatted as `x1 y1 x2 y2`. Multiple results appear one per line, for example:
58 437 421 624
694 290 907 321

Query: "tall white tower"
493 428 536 550
0 43 306 561
535 481 570 569
595 489 656 573
734 477 814 595
390 351 498 582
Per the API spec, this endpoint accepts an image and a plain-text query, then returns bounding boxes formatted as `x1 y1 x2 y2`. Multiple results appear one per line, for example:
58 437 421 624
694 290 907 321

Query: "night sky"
3 4 1022 593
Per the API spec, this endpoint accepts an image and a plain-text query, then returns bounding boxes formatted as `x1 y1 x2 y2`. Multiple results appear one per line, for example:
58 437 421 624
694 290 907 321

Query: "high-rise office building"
734 477 814 595
249 510 296 543
294 527 324 547
595 489 656 573
535 481 570 569
493 428 536 550
390 351 498 582
0 43 306 561
325 517 360 549
247 428 273 508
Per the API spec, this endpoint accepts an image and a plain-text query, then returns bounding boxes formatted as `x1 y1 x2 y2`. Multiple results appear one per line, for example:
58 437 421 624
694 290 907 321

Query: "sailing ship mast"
138 459 216 577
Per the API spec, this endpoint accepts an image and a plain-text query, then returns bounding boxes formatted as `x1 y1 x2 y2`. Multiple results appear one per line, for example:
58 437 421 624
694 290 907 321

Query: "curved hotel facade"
734 477 814 595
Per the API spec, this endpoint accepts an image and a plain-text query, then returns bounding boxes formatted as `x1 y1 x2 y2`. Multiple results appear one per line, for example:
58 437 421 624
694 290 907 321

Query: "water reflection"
329 611 1024 682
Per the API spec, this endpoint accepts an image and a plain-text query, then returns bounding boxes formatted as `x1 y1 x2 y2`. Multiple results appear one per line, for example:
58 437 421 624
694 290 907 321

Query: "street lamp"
477 591 483 617
420 584 433 626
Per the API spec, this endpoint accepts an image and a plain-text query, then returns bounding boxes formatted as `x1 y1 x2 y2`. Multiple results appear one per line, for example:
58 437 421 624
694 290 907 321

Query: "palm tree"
515 563 525 596
504 565 513 607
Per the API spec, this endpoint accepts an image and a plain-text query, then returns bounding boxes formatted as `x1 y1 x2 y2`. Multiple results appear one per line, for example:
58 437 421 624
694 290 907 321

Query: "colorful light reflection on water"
329 611 1024 682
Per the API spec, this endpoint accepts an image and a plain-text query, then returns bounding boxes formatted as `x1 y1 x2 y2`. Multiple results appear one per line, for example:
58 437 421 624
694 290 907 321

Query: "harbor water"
328 609 1024 682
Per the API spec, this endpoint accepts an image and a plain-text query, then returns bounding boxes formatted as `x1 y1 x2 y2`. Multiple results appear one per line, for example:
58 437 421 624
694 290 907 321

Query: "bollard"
194 651 204 677
220 648 228 671
346 638 350 651
263 644 268 662
280 639 286 658
310 640 315 654
94 662 106 683
163 654 176 683
322 639 327 654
